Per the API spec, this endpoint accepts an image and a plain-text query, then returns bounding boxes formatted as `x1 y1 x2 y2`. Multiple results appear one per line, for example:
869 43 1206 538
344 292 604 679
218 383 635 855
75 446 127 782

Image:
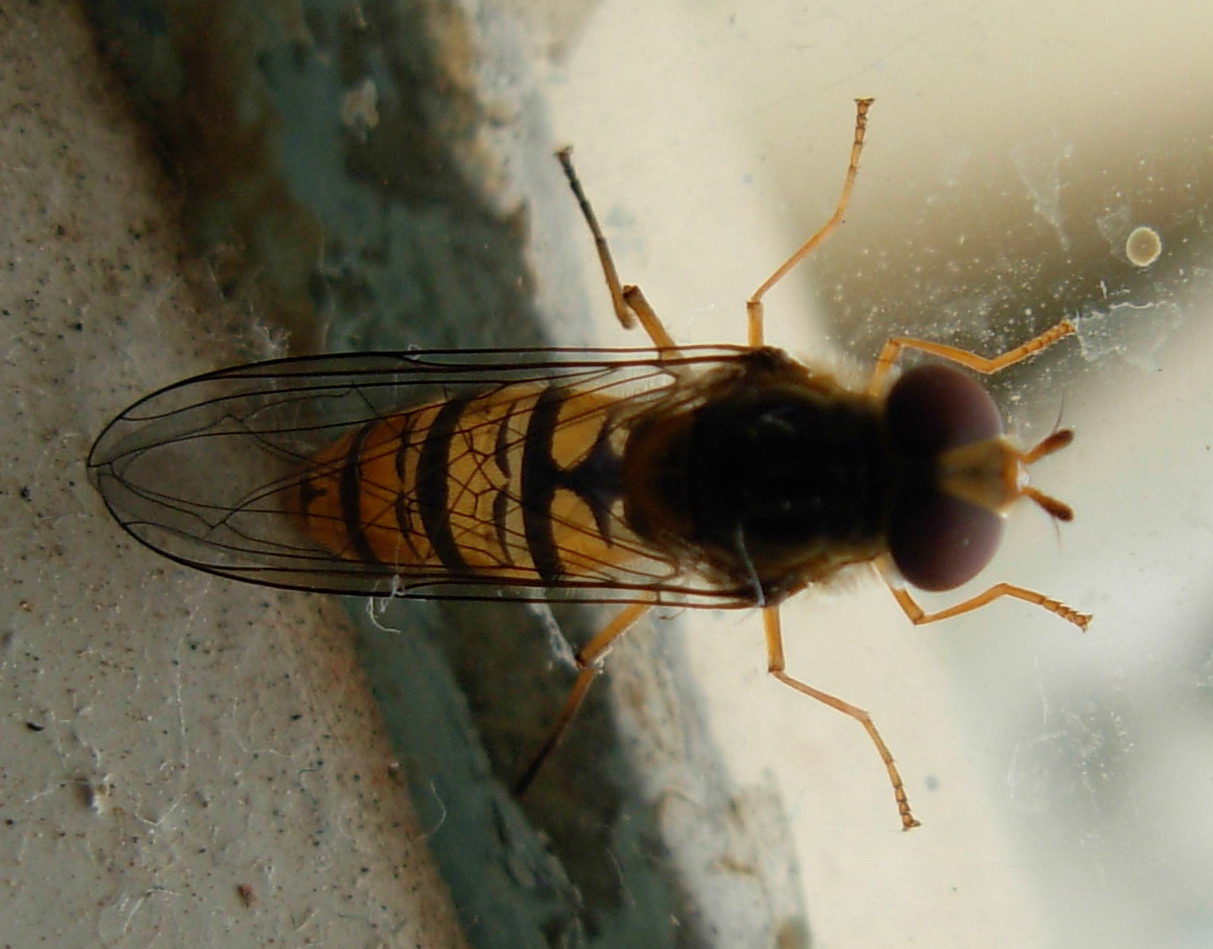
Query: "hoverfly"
89 100 1089 829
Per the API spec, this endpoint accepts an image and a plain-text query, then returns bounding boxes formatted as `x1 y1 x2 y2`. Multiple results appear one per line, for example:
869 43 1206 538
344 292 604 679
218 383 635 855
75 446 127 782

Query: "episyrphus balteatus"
89 99 1089 829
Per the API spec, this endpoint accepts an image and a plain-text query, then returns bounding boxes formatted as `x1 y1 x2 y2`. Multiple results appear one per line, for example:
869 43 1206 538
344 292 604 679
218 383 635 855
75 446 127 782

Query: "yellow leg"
881 561 1091 630
866 319 1078 395
514 600 653 794
763 606 920 831
746 98 874 349
557 149 677 352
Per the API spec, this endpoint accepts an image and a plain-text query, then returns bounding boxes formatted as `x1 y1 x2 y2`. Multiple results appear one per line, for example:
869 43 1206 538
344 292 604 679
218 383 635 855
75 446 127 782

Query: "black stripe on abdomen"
417 396 472 573
520 387 624 584
521 387 563 583
340 420 384 565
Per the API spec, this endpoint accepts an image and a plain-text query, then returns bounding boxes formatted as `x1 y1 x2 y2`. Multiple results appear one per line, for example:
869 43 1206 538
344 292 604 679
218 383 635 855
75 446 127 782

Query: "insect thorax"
620 348 890 603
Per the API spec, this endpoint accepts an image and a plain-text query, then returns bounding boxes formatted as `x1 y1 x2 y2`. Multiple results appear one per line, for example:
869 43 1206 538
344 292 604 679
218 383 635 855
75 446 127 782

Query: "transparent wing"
88 346 756 605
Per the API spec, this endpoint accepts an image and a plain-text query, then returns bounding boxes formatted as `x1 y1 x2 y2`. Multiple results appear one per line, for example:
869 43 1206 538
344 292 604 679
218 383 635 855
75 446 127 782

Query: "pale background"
516 1 1212 947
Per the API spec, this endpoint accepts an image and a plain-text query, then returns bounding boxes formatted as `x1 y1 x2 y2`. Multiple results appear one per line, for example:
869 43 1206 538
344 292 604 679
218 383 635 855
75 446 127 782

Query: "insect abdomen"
294 382 634 585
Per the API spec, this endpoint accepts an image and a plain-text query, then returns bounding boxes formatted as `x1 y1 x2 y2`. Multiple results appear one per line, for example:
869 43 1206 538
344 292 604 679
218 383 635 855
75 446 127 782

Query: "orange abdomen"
293 383 642 586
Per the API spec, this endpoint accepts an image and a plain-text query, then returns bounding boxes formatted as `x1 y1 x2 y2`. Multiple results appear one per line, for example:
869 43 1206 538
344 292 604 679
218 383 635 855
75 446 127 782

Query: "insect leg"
763 606 920 830
514 600 653 795
866 318 1078 395
880 561 1092 630
746 98 874 349
556 148 677 351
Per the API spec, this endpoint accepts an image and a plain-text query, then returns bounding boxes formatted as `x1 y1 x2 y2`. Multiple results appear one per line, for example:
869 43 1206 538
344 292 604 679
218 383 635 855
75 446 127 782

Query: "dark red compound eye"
885 364 1005 592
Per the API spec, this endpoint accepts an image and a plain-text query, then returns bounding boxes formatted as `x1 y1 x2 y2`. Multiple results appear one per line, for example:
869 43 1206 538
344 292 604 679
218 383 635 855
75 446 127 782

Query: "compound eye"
890 491 1003 591
886 364 1002 456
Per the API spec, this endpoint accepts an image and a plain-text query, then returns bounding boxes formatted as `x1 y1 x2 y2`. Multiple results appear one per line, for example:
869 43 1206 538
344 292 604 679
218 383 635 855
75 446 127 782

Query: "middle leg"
763 605 920 830
514 599 653 794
